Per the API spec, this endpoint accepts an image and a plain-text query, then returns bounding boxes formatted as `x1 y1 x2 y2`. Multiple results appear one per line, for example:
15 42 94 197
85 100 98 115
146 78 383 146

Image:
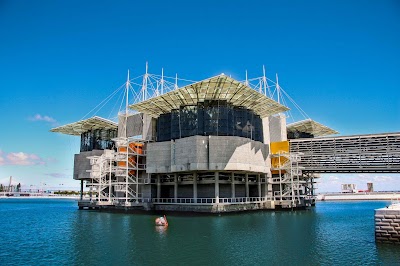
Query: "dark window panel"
155 101 264 143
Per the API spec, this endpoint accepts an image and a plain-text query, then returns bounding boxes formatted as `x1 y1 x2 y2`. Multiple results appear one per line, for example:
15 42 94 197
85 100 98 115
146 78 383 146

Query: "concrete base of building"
154 201 275 213
77 199 314 214
78 200 275 213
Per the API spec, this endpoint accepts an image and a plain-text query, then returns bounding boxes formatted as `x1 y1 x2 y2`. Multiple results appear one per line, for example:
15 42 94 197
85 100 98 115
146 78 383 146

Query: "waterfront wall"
317 193 400 201
375 208 400 244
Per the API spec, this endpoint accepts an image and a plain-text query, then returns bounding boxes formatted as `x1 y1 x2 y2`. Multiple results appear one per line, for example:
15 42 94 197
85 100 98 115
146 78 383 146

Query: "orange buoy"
155 215 168 226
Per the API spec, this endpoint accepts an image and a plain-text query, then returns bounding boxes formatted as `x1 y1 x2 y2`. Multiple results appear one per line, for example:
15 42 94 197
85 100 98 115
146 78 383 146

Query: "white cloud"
45 173 68 178
29 114 56 123
2 151 46 166
0 149 4 165
372 175 393 182
46 157 58 163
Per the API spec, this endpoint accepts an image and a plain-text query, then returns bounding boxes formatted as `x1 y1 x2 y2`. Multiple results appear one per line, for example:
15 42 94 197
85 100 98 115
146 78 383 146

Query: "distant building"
367 182 374 192
341 184 357 193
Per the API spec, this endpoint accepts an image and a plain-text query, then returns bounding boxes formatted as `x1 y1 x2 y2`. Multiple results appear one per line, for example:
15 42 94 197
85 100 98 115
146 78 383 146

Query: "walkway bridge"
289 132 400 173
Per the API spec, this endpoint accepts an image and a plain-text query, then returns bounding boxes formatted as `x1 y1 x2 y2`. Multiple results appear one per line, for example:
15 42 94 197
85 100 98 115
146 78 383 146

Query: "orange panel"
271 156 290 168
128 157 136 165
270 141 289 155
129 142 144 154
129 170 136 176
271 170 287 175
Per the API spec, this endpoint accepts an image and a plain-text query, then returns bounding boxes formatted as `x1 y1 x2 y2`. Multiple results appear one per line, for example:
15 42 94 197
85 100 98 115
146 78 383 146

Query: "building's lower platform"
78 197 315 213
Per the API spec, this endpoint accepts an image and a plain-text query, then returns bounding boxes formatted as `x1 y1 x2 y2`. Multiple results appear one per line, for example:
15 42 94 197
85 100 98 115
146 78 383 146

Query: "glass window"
80 129 117 152
156 101 264 142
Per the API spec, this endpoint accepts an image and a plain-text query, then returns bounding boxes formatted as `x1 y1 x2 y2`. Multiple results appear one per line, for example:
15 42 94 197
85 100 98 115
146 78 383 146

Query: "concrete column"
311 177 315 197
262 117 270 145
258 174 262 198
80 180 83 201
245 173 249 198
215 172 219 203
174 173 178 202
193 172 198 200
156 174 161 199
266 175 273 200
231 172 235 198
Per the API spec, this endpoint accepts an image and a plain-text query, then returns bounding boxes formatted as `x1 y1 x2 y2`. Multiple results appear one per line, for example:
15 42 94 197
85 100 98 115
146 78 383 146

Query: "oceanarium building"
52 74 337 212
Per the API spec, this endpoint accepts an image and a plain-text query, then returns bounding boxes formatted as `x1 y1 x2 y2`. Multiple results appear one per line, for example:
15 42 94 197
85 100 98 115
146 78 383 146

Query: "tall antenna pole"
245 70 249 86
276 73 280 104
126 69 130 115
122 69 130 140
262 65 267 96
175 73 178 90
142 62 148 101
258 67 263 93
161 68 164 95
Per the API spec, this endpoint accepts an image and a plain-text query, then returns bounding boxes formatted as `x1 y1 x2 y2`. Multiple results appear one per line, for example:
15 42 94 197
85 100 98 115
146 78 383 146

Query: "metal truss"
86 138 147 206
270 151 317 207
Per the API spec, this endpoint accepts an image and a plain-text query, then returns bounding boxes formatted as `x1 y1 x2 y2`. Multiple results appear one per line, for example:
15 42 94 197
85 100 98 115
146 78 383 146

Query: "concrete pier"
375 204 400 244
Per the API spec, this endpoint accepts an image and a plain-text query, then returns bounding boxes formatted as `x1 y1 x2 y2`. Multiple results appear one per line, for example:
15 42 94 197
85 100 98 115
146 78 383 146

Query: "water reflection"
60 201 400 265
155 225 168 236
376 242 400 263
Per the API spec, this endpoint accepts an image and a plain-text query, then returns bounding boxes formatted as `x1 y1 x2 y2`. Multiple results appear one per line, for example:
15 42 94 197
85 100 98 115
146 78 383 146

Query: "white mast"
175 73 178 90
161 68 164 95
142 62 148 101
276 73 280 104
126 70 130 115
245 70 249 86
262 65 269 96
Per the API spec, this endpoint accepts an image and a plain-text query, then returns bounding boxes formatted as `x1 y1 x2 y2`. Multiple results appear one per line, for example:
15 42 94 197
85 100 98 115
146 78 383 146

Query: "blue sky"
0 0 399 192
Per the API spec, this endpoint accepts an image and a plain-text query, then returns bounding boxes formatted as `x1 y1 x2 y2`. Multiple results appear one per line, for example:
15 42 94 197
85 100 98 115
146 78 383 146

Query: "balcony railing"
152 197 267 205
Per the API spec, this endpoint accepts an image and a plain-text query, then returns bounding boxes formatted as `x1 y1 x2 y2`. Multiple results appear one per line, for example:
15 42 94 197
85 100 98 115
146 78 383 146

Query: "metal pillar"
215 172 219 203
193 172 197 200
156 174 161 199
80 180 83 201
108 158 112 203
245 173 249 198
231 172 235 198
174 173 178 202
257 174 261 197
266 175 272 200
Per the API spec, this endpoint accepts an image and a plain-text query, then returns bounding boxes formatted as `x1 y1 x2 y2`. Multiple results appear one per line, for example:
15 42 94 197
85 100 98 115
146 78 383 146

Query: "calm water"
0 199 399 266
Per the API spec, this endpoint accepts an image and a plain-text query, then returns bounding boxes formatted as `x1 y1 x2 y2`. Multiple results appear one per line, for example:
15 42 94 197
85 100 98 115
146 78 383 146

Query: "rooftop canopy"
50 116 118 136
129 74 289 118
287 119 338 137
